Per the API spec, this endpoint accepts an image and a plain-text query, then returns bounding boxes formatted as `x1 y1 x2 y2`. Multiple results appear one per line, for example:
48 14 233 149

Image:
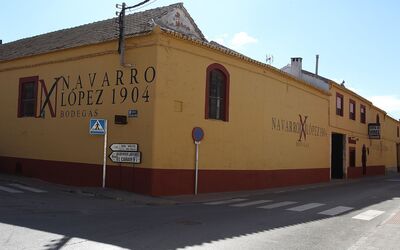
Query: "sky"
1 0 399 119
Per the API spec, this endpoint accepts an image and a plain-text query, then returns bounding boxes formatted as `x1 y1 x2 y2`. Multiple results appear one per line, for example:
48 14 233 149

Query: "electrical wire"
126 0 158 12
126 0 150 10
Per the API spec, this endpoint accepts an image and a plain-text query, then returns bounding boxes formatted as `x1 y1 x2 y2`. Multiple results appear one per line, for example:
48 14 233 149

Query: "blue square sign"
89 119 106 135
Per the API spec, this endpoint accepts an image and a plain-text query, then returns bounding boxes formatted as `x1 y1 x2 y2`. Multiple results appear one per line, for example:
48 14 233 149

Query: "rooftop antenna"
266 54 274 65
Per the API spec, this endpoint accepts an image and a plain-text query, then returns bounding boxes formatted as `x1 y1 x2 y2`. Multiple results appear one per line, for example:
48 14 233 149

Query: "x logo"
298 115 308 142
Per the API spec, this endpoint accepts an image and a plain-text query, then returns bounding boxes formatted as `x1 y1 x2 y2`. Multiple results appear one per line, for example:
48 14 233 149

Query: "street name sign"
109 151 141 163
110 143 138 152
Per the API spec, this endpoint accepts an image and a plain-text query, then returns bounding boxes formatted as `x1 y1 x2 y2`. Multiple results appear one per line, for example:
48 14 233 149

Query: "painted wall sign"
110 143 138 152
109 151 141 163
89 119 106 135
27 66 156 119
271 114 327 147
368 123 381 139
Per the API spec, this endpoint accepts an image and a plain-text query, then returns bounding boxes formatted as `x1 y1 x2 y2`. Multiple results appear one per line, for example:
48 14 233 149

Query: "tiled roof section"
0 2 205 62
302 70 332 83
303 69 374 105
209 41 246 58
162 29 330 96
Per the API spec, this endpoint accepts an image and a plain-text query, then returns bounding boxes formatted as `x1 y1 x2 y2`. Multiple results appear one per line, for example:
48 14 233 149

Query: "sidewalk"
0 173 176 206
1 172 399 206
349 208 400 250
167 172 400 204
166 180 357 204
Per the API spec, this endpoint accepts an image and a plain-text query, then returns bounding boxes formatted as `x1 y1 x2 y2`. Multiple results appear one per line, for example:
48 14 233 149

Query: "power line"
126 0 151 10
126 0 158 12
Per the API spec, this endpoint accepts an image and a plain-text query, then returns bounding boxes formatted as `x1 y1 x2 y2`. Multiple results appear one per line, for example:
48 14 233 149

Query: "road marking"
386 179 400 182
352 210 385 221
8 183 47 193
230 200 272 207
204 198 247 205
0 185 24 193
286 203 325 212
258 201 297 209
318 206 354 216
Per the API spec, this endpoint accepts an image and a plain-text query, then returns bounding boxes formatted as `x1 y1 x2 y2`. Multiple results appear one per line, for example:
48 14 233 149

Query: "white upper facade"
281 57 330 92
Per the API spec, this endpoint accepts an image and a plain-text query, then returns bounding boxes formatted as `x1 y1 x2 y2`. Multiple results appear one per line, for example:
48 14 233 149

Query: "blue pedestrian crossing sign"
89 119 106 135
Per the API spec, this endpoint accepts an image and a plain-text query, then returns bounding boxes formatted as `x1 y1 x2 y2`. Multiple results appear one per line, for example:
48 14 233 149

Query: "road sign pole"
102 120 108 188
194 141 199 195
192 127 204 195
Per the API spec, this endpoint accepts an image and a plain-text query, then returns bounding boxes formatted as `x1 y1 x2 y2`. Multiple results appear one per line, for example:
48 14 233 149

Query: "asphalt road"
1 174 400 250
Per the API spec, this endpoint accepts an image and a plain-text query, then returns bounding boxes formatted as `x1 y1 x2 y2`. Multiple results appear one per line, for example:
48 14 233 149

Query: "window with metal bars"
349 99 356 120
18 76 38 117
336 93 344 116
205 64 229 121
360 104 366 124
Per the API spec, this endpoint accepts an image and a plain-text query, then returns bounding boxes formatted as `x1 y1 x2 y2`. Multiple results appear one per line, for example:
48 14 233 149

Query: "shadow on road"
1 174 400 249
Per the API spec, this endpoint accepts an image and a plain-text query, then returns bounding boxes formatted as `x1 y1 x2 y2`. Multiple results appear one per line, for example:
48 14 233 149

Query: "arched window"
205 63 230 121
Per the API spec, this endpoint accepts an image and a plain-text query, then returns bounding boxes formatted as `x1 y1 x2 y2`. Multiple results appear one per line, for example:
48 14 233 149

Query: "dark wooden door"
331 134 344 179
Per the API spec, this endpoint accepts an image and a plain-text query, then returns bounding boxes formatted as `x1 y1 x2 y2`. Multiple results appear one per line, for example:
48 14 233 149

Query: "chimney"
291 57 302 77
315 54 319 75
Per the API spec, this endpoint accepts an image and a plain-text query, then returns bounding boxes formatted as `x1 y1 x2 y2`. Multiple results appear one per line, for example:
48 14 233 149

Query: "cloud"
212 32 258 49
368 95 400 118
230 32 258 48
212 33 229 46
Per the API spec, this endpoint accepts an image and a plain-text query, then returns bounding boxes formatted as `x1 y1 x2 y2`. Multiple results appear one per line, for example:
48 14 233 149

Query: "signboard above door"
368 123 380 139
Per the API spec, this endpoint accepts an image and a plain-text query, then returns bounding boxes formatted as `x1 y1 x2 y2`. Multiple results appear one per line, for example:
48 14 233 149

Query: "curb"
1 172 398 205
0 173 177 206
165 173 400 204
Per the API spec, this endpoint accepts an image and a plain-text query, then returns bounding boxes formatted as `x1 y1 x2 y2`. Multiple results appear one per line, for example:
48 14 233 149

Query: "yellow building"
0 3 398 195
282 58 400 179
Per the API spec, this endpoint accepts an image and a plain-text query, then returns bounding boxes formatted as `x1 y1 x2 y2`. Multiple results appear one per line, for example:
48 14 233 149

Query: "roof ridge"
2 18 116 46
2 2 184 45
0 2 198 61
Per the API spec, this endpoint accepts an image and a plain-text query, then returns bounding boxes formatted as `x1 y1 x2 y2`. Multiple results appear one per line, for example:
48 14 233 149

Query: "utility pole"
117 2 126 65
116 0 151 66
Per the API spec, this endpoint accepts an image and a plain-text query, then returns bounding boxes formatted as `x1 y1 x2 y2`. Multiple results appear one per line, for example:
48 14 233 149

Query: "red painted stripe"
1 156 334 196
347 166 385 179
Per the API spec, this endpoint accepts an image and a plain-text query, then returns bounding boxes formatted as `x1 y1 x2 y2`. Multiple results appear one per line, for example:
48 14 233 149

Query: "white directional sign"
110 143 138 152
109 151 141 163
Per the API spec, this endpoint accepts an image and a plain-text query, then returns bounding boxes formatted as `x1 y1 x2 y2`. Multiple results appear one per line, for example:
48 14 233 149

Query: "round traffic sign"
192 127 204 142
